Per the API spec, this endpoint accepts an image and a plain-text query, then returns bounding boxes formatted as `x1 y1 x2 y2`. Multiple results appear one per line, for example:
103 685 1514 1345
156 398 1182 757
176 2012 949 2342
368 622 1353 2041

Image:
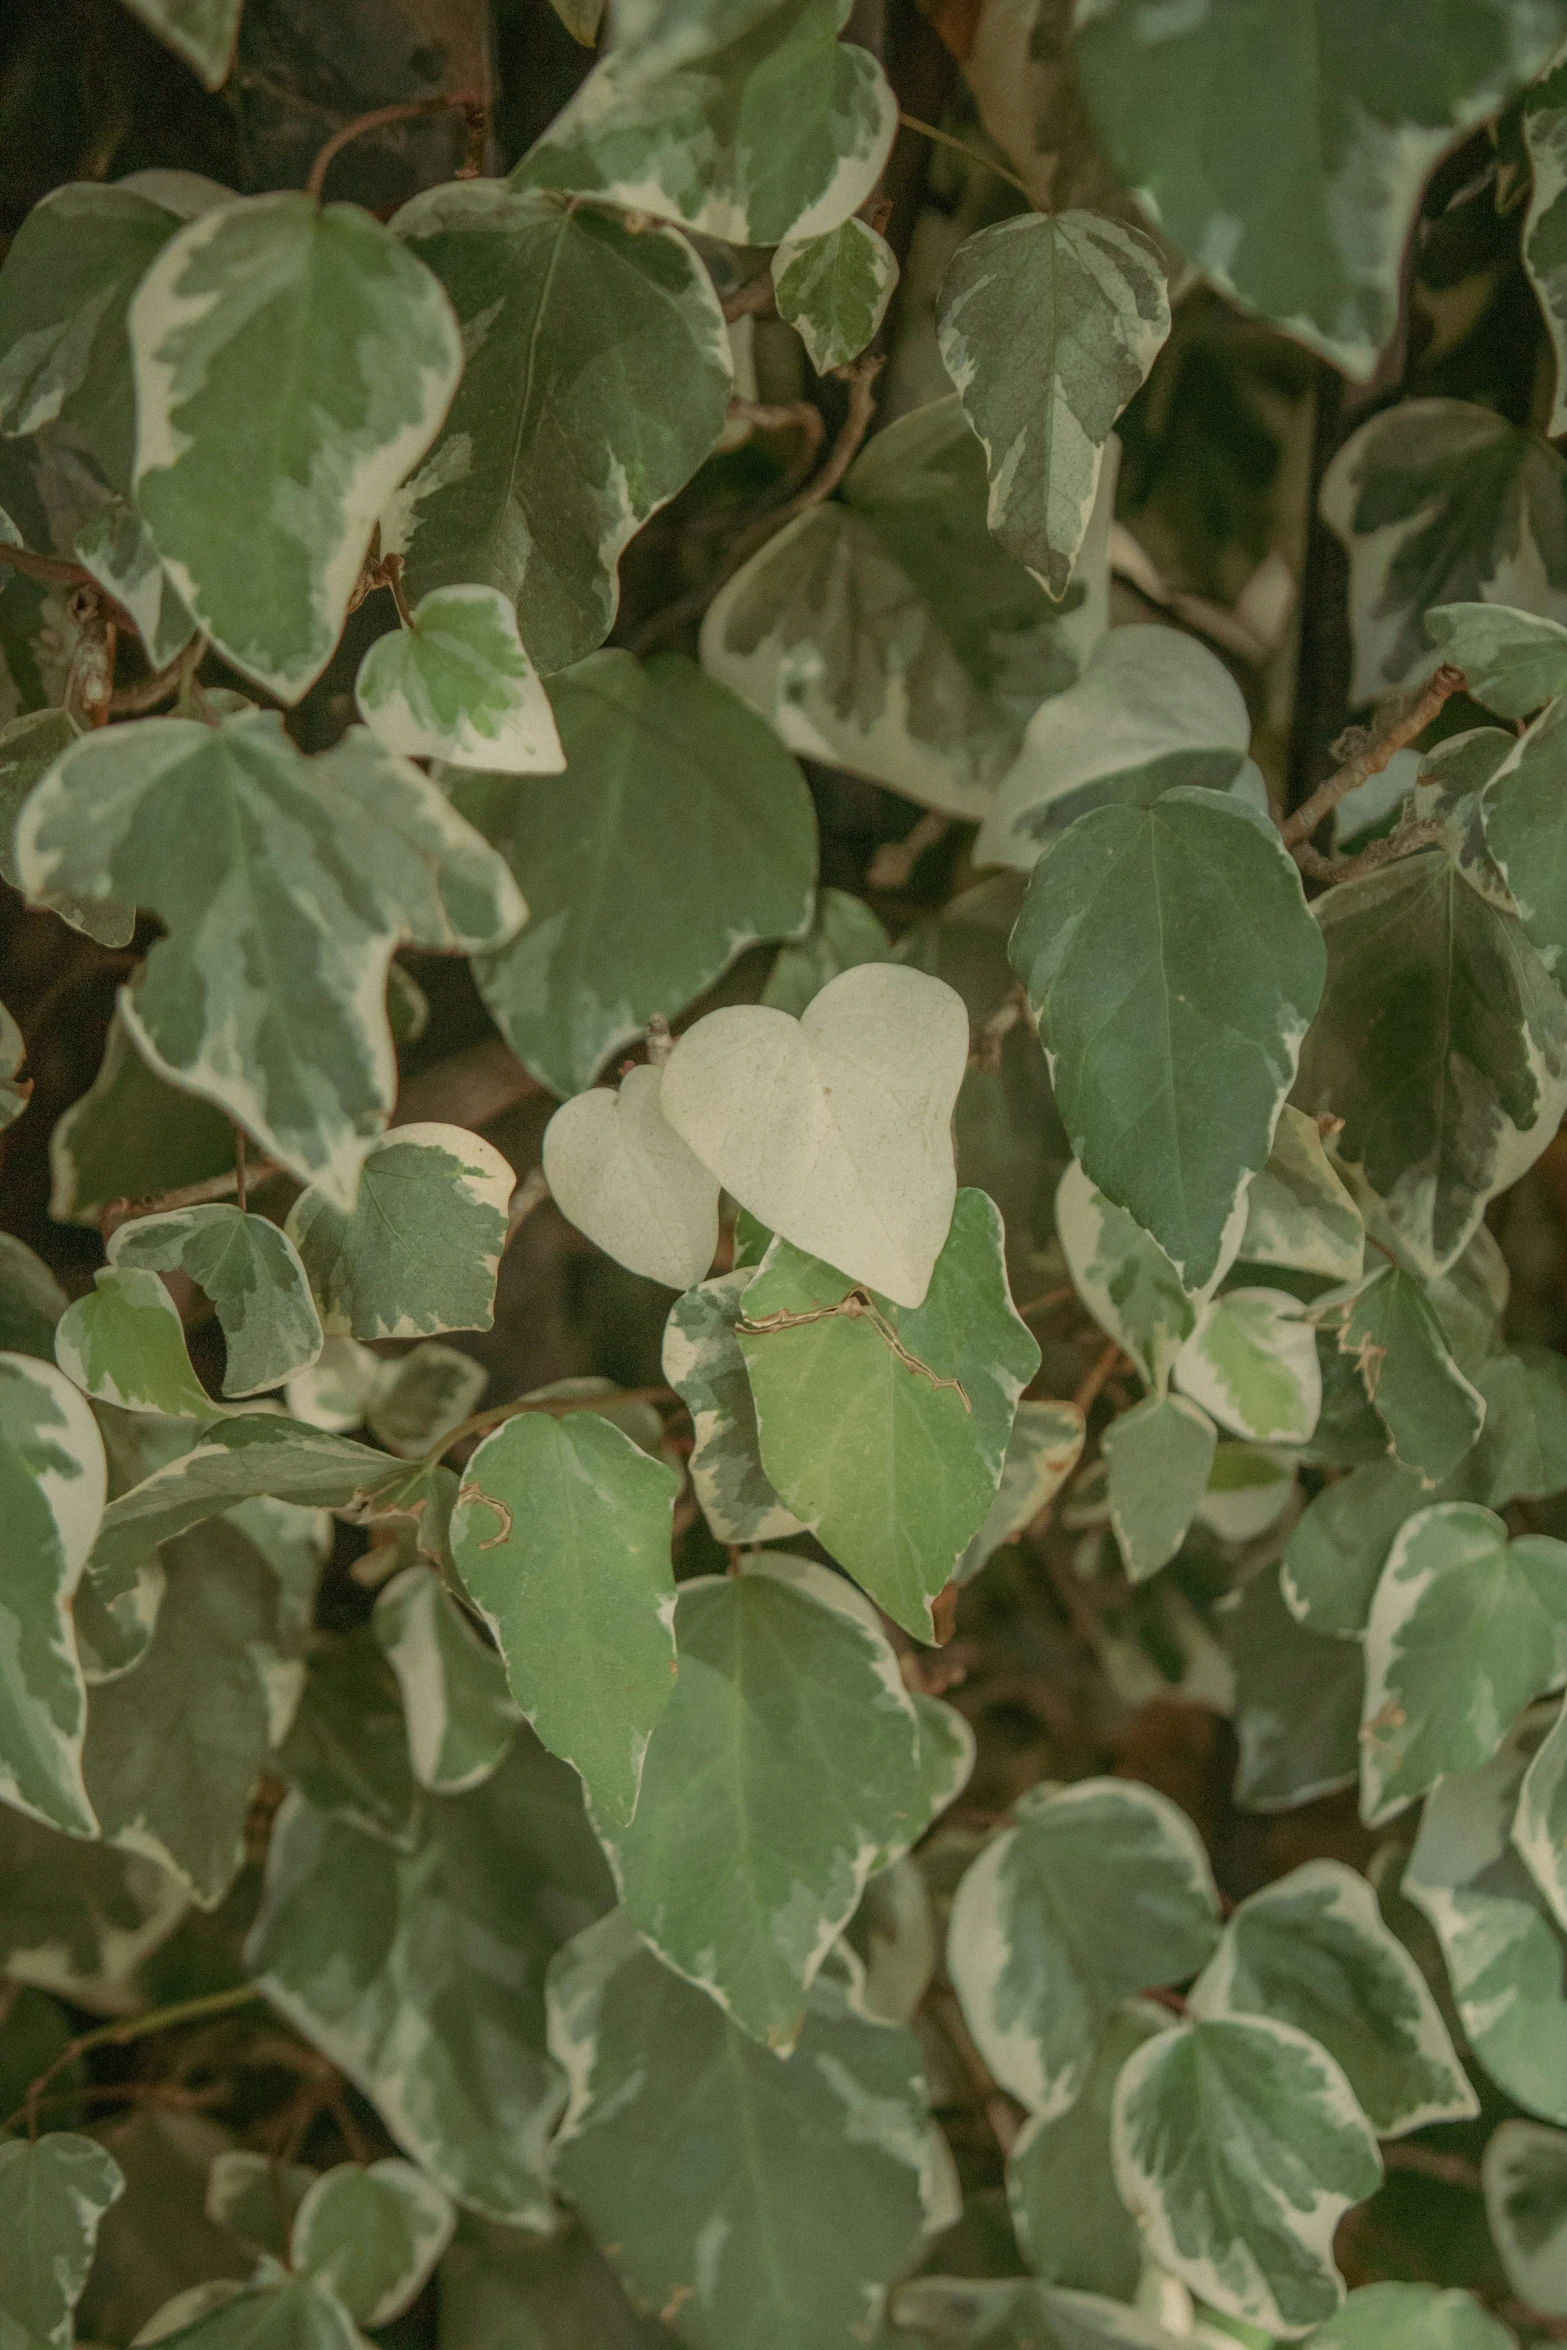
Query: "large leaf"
0 1801 185 2007
389 183 731 675
17 713 524 1202
278 1626 418 1853
1011 788 1324 1289
450 1409 678 1830
937 210 1168 597
738 1191 1039 1638
1527 50 1567 440
1472 1342 1567 1507
1481 689 1567 979
947 1776 1221 2119
1483 2117 1567 2318
128 191 462 699
662 1270 803 1545
0 2134 124 2350
0 708 136 951
458 651 815 1097
109 1205 322 1399
286 1123 512 1341
594 1554 926 2048
1006 2004 1172 2302
372 1568 518 1798
1225 1562 1364 1813
1074 4 1567 376
290 2160 455 2327
549 1912 957 2350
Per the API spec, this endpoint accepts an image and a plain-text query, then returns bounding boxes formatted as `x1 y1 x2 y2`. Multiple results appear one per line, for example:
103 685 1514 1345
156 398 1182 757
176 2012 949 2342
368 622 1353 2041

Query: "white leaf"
543 1064 719 1291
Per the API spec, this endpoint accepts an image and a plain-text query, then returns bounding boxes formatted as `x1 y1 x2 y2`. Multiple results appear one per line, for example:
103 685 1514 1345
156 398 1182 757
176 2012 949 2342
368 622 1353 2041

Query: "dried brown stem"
722 274 777 323
109 633 208 716
1074 1337 1125 1418
13 1983 265 2138
102 1159 284 1240
738 1286 973 1412
729 399 827 473
428 1386 679 1461
1281 664 1465 849
1294 814 1443 888
867 810 950 892
307 93 487 203
0 538 95 591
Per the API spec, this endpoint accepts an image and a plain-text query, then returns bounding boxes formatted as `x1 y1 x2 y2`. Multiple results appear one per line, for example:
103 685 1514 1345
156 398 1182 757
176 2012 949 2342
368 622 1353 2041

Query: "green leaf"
1481 690 1567 979
128 191 462 700
0 1353 106 1836
937 211 1167 598
772 216 897 372
1174 1287 1321 1445
0 1799 185 2008
1427 602 1567 719
1294 851 1567 1278
459 651 815 1096
947 1776 1222 2118
1190 1858 1475 2135
889 2279 1188 2349
1011 789 1325 1290
1282 1459 1434 1639
1334 1261 1486 1483
1528 50 1567 441
118 0 244 88
1321 400 1567 702
284 1335 485 1460
389 184 731 676
1103 1392 1216 1582
286 1123 512 1342
661 1270 803 1545
110 1206 322 1399
372 1567 518 1797
0 1233 67 1361
47 1003 234 1228
1110 2014 1382 2334
17 713 525 1201
0 2134 124 2350
738 1191 1040 1638
1240 1104 1365 1282
1361 1502 1567 1824
593 1553 925 2047
956 1398 1085 1582
436 2214 666 2349
276 1626 418 1852
246 1733 614 2226
548 1912 957 2350
1306 2282 1517 2349
762 886 891 1016
1074 5 1566 376
1006 2003 1172 2301
449 1409 678 1831
0 997 27 1133
543 1064 720 1291
74 494 198 672
1055 1159 1227 1395
1513 1695 1567 1934
356 585 563 775
133 2278 362 2349
702 394 1107 822
0 707 136 950
1196 1442 1297 1543
290 2159 455 2326
55 1264 216 1421
1473 1344 1567 1507
1483 2118 1567 2319
206 2149 314 2256
1226 1559 1364 1812
513 0 896 246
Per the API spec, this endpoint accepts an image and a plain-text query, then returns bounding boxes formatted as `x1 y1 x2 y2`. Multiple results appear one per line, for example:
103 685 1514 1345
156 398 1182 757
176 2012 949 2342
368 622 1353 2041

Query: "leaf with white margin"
513 0 897 247
1225 1563 1363 1815
1484 2118 1567 2318
286 1123 512 1342
0 707 135 951
17 714 525 1204
1473 1343 1567 1509
661 1269 803 1546
285 1336 485 1462
1528 51 1567 444
1308 2282 1516 2349
1428 602 1567 720
1334 1260 1485 1484
976 622 1253 873
1283 1458 1447 1640
1055 1159 1242 1395
1006 2003 1173 2304
956 1398 1084 1582
389 185 731 677
0 996 27 1132
1110 2013 1381 2336
1189 1858 1475 2137
1174 1288 1321 1445
937 211 1167 599
1194 1444 1296 1544
207 2149 315 2256
246 1732 615 2227
74 497 197 672
544 1065 719 1291
1481 690 1567 983
1103 1392 1217 1583
0 2133 124 2350
449 1409 678 1831
47 1000 233 1229
739 1192 1040 1639
290 2159 455 2327
372 1566 518 1796
772 215 897 372
0 1802 186 2009
355 585 563 775
593 1553 926 2050
119 0 243 88
889 2278 1188 2349
110 1204 322 1398
128 191 462 700
663 961 967 1309
850 1854 938 2027
1361 1502 1567 1825
947 1776 1221 2119
54 1264 218 1423
0 1353 106 1836
762 885 891 1016
0 1231 66 1363
873 1693 975 1879
549 1910 958 2350
1240 1105 1364 1282
1012 789 1325 1292
128 2277 363 2349
1514 1694 1567 1934
277 1622 417 1853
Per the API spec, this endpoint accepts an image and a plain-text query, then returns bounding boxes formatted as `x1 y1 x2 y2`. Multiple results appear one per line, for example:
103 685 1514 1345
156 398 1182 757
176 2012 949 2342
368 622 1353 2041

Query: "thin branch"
1295 814 1443 888
1281 664 1465 848
1074 1337 1125 1418
14 1983 265 2137
102 1159 283 1240
896 110 1037 208
381 550 417 630
307 92 487 203
427 1386 679 1461
728 399 826 472
109 633 208 716
0 539 95 591
722 274 776 324
867 810 949 892
233 1125 248 1216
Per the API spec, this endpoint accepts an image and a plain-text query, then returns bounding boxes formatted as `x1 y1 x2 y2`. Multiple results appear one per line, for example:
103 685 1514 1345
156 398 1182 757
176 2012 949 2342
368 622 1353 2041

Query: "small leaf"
75 495 198 670
0 707 135 950
661 1269 803 1546
110 1204 322 1398
1513 1695 1567 1935
118 0 243 88
1055 1157 1234 1394
206 2149 315 2256
762 886 891 1016
0 2134 124 2350
286 1122 512 1341
1427 601 1567 719
1174 1287 1321 1445
543 1064 719 1291
1336 1261 1486 1483
1484 2118 1567 2319
290 2159 455 2326
355 585 564 774
125 2277 362 2348
372 1566 518 1796
1282 1458 1434 1640
1103 1393 1216 1582
1195 1442 1296 1543
956 1398 1085 1582
1239 1104 1364 1282
1301 2282 1515 2350
772 215 897 371
56 1264 217 1421
1006 2004 1173 2302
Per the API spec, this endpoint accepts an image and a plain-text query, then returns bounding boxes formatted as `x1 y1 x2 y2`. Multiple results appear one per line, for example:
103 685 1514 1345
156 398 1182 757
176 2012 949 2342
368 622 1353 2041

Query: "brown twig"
0 539 95 592
1293 814 1442 888
14 1983 265 2138
381 551 417 630
867 810 950 892
307 93 487 203
108 633 209 716
233 1125 248 1215
728 399 827 472
1281 664 1465 849
896 111 1037 207
1377 2142 1483 2192
102 1159 284 1240
722 274 777 324
1074 1337 1125 1418
428 1386 679 1461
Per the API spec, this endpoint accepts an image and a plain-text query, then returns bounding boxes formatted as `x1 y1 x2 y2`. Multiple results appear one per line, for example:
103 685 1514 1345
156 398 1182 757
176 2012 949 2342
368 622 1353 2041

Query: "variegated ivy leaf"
1006 2003 1172 2304
277 1622 419 1853
56 1263 216 1420
1484 2118 1567 2318
937 211 1168 599
47 1000 232 1228
109 1204 322 1398
1475 1343 1567 1508
0 707 136 951
1103 1393 1217 1583
285 1336 485 1461
1482 690 1567 978
701 394 1110 822
1304 2286 1515 2349
1194 1443 1296 1543
549 1912 958 2350
1333 1260 1485 1484
389 183 731 676
0 2133 124 2350
956 1399 1085 1582
1174 1287 1321 1445
356 585 563 775
1075 3 1567 378
74 495 197 670
890 2279 1190 2349
1190 1858 1475 2136
1240 1104 1364 1282
17 714 525 1203
762 885 891 1015
1110 2013 1381 2335
661 1269 803 1546
207 2149 315 2255
1514 1694 1567 1936
128 191 463 699
738 1192 1040 1639
450 1409 678 1831
771 215 897 372
593 1554 928 2049
1528 50 1567 442
372 1567 518 1797
0 1354 106 1837
1282 1458 1436 1640
543 1064 720 1292
1295 851 1567 1278
459 651 816 1098
947 1776 1221 2119
897 1693 977 1866
1055 1158 1240 1395
0 996 26 1132
0 1231 66 1362
290 2159 455 2327
1361 1502 1567 1824
1011 789 1325 1290
1226 1562 1364 1814
1427 601 1567 720
286 1123 512 1342
118 0 244 88
134 2278 361 2349
976 622 1254 874
1321 400 1567 702
513 0 896 246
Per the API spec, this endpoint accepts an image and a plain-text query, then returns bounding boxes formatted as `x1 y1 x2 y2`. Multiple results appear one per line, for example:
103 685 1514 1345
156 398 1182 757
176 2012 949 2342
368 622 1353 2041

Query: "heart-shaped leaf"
543 1065 720 1291
286 1122 513 1341
110 1204 323 1398
55 1264 215 1421
356 585 563 774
